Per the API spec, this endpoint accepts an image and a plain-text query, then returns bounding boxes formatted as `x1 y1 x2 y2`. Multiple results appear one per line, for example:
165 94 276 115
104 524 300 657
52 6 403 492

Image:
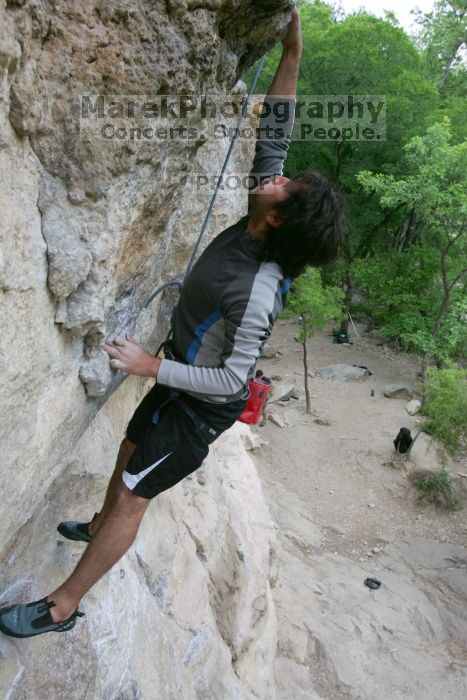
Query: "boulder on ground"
262 344 279 359
269 384 295 404
317 364 370 382
314 418 332 426
406 399 421 415
268 413 288 428
408 432 452 477
235 422 268 451
384 383 414 399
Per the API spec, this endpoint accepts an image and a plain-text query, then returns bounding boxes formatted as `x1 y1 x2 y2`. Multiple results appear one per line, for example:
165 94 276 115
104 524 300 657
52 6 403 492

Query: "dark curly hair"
261 170 345 278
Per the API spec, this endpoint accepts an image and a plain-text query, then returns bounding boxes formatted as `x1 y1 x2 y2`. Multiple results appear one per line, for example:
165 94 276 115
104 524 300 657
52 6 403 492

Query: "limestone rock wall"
0 379 278 699
0 0 292 695
0 0 291 542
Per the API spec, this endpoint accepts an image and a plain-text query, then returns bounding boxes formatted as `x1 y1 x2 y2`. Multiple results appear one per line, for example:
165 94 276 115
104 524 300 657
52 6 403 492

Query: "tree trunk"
340 271 352 335
433 222 466 339
432 294 450 339
439 37 466 98
303 339 311 414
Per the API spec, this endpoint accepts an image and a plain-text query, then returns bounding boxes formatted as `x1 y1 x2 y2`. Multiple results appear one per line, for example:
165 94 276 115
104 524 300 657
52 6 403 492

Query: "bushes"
351 249 466 362
412 466 458 509
420 365 467 454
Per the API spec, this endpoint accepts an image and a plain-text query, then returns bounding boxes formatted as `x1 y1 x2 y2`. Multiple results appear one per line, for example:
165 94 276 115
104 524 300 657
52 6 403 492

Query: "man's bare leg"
49 482 150 621
88 437 136 536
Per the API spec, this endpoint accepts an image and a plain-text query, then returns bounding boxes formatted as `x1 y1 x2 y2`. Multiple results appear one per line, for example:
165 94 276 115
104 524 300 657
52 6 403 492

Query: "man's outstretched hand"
267 7 301 98
281 7 302 55
103 335 161 378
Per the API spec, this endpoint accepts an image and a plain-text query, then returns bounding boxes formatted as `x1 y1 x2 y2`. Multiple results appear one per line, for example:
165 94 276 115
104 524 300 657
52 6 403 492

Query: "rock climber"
0 8 344 638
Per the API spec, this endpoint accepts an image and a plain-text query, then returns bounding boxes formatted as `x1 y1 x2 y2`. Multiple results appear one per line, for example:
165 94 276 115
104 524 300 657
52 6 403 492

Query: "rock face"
0 0 291 538
0 1 292 695
274 531 467 700
0 383 278 699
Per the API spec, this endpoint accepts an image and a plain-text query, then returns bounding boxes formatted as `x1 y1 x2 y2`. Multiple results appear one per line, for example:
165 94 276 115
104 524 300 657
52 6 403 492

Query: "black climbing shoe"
57 512 99 543
0 598 84 638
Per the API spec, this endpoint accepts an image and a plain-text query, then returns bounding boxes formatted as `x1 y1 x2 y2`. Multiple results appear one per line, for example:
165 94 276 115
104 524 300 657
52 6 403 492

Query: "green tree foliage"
419 365 467 454
356 120 467 362
242 0 466 368
246 1 437 333
414 0 467 144
285 268 343 412
414 0 466 99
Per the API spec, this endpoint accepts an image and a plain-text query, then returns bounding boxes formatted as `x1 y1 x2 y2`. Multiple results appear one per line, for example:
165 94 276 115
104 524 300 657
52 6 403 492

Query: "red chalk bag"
237 379 272 425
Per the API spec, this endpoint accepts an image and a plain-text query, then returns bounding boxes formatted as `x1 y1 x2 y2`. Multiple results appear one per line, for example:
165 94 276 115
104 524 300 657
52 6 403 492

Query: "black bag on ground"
394 427 412 453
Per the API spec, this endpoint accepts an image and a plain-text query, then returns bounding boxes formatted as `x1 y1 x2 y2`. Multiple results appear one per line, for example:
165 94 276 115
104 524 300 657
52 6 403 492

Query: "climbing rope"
143 55 266 310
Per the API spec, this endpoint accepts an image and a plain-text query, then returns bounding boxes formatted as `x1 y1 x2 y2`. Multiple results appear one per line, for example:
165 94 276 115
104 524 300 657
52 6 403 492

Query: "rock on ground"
268 413 288 429
262 344 281 359
408 432 452 476
317 364 370 382
407 432 465 506
269 384 296 404
236 421 268 451
406 399 421 415
384 383 414 399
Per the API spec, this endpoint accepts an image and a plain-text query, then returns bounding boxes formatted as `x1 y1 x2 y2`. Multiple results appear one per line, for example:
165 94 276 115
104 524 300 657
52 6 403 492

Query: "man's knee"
114 481 149 513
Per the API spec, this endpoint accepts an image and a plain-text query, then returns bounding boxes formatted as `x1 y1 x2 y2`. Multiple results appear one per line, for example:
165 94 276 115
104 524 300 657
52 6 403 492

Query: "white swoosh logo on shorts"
122 452 173 491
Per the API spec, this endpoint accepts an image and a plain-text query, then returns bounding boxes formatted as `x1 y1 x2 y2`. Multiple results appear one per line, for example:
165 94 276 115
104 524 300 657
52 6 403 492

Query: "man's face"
250 173 290 205
248 174 291 228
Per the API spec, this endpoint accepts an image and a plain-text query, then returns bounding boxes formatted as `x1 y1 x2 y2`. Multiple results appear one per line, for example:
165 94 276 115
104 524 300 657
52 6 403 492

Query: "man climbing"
0 8 344 638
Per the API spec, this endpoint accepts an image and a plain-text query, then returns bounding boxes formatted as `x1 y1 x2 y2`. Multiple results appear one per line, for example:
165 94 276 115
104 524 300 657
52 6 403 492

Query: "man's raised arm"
267 8 302 98
249 8 302 185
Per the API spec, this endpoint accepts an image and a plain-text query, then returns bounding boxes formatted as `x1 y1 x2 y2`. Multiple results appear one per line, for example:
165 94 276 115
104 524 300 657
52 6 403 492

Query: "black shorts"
123 384 242 499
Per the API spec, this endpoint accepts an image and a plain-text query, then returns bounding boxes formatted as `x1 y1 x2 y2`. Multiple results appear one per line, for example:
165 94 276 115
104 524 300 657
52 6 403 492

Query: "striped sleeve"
157 263 283 398
249 97 295 185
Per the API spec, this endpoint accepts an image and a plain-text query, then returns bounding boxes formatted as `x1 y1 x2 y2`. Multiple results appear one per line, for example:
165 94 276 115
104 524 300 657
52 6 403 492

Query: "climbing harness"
143 55 266 312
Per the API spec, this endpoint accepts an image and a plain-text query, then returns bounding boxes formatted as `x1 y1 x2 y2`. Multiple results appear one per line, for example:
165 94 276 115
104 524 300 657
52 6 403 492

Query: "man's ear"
265 211 283 229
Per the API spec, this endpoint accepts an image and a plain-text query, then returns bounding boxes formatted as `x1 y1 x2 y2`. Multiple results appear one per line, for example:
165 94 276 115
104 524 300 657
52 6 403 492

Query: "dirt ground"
253 319 466 558
249 319 467 700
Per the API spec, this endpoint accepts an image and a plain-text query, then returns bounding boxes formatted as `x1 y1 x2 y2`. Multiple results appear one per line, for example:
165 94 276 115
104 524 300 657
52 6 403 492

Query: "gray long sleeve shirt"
157 97 296 404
